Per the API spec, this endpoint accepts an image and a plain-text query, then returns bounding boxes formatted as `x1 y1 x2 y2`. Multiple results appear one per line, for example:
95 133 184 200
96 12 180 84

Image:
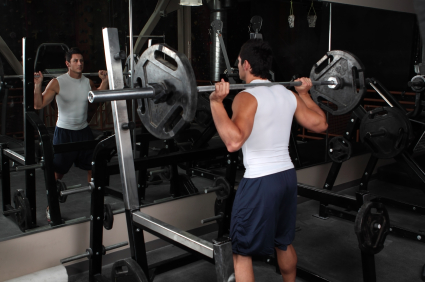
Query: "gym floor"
64 178 425 282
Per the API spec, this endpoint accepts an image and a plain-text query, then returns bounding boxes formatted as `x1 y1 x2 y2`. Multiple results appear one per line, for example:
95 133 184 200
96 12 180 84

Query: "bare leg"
233 254 254 282
55 172 64 180
87 170 92 183
275 245 297 282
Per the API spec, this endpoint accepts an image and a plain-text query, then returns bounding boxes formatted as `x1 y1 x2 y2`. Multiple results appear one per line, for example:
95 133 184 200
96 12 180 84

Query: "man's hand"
294 77 312 95
210 79 230 103
34 71 43 86
98 70 108 82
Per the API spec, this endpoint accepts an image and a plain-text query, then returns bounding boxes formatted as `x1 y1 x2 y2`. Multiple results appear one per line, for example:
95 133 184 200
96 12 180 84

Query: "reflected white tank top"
55 73 91 130
241 80 297 178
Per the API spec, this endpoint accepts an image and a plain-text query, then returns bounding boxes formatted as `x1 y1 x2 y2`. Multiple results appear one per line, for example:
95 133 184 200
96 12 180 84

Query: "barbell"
88 44 366 139
3 72 131 79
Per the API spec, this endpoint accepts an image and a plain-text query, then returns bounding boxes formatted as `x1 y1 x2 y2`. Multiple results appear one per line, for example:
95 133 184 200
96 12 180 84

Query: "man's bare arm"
90 70 109 91
210 80 257 152
34 73 59 110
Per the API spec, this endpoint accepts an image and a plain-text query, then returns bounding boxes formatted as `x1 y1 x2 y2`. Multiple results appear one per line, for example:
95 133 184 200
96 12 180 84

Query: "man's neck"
246 74 267 84
68 70 82 79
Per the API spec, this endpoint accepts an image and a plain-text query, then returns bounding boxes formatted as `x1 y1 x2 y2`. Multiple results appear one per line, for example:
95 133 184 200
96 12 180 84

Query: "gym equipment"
203 177 231 201
103 204 114 230
354 201 390 255
408 75 425 92
60 241 128 264
89 44 365 139
328 136 352 163
310 50 366 115
2 189 33 232
56 180 95 203
110 258 148 282
359 107 411 159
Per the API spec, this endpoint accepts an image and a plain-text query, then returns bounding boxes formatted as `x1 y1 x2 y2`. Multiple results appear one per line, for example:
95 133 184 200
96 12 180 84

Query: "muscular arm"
293 92 328 133
210 81 257 152
34 78 59 110
90 70 109 91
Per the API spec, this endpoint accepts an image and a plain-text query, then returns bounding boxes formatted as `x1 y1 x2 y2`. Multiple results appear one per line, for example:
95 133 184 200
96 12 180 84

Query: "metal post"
129 0 137 158
23 37 37 226
1 144 11 211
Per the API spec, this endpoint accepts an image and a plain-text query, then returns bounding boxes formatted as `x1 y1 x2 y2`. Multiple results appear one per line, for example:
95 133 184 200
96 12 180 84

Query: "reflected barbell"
3 72 131 79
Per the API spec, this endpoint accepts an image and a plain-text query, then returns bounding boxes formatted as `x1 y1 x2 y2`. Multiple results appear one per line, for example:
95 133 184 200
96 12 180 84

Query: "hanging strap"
308 1 316 16
290 1 294 15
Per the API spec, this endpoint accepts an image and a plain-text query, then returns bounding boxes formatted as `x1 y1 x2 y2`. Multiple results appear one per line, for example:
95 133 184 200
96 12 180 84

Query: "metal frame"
100 27 235 282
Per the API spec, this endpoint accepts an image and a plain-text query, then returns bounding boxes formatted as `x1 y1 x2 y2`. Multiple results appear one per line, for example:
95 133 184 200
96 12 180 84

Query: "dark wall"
0 0 418 91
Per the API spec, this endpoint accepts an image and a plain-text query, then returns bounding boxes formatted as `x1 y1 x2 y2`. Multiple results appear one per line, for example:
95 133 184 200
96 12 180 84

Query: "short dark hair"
65 47 83 62
239 39 273 79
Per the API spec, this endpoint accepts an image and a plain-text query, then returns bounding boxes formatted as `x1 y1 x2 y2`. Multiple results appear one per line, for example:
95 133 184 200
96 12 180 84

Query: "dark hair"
238 39 273 79
65 47 83 62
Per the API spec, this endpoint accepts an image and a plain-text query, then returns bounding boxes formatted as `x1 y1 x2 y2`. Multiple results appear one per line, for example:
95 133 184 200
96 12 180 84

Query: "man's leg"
55 172 64 180
233 254 254 282
87 170 92 182
275 245 297 282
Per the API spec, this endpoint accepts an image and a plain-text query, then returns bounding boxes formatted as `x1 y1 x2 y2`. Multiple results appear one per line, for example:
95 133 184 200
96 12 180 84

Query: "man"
210 39 328 282
34 47 108 222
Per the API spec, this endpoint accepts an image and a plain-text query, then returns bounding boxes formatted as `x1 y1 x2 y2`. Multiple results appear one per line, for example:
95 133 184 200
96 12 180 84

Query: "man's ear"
244 60 251 72
65 61 70 68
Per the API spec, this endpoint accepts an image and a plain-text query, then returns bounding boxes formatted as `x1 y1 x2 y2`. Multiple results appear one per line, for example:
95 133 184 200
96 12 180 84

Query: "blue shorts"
230 169 297 256
53 126 94 174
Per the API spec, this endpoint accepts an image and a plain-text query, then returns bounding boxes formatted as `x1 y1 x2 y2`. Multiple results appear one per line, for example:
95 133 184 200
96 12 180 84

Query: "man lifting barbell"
33 47 109 222
210 39 328 282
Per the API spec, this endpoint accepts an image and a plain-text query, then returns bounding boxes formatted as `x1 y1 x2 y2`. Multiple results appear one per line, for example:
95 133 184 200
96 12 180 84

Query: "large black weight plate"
135 44 197 139
310 50 366 115
13 189 32 232
328 136 352 163
110 258 148 282
359 107 411 159
103 204 114 230
354 202 390 255
56 179 68 203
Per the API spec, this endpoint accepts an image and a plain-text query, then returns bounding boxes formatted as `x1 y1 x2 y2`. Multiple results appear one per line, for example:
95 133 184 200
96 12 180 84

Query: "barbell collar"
60 182 94 197
204 184 225 194
88 79 337 103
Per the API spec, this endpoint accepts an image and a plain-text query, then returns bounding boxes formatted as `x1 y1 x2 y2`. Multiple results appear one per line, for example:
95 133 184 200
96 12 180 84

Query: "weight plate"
214 177 231 201
328 136 352 163
135 44 197 139
354 201 390 255
410 75 425 92
103 204 114 230
13 189 32 232
310 50 366 115
56 179 68 203
111 258 148 282
359 107 411 159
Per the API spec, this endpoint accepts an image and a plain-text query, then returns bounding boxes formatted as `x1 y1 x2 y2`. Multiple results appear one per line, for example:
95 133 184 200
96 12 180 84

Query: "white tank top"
241 79 297 178
55 73 91 130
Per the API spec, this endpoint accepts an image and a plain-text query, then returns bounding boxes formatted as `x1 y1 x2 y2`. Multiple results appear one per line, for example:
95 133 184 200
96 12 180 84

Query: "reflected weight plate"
110 258 148 282
354 202 390 255
103 204 114 230
13 189 32 232
310 50 366 115
359 107 411 159
328 136 352 163
135 44 197 139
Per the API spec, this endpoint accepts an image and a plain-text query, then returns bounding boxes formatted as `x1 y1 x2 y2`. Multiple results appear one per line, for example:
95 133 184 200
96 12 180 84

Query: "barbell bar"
3 72 131 79
88 78 337 103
